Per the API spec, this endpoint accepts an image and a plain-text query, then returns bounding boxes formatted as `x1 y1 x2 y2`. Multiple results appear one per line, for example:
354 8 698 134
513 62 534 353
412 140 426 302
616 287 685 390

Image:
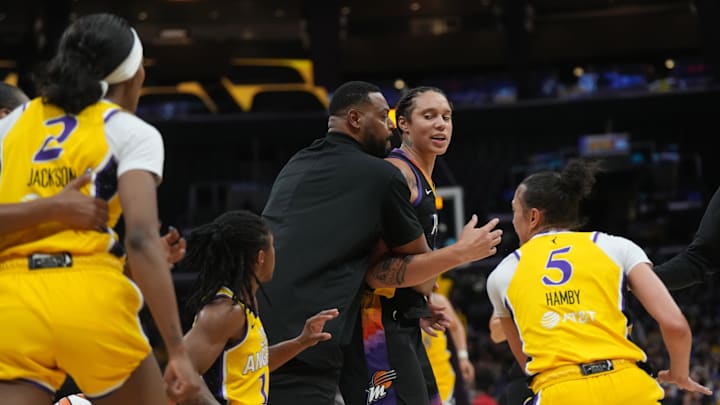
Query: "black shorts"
340 299 439 405
268 358 340 405
498 364 533 405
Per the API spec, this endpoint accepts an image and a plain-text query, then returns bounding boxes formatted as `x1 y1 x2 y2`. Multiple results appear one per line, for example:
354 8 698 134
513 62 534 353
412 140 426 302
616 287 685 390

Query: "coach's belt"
29 252 73 269
530 359 635 392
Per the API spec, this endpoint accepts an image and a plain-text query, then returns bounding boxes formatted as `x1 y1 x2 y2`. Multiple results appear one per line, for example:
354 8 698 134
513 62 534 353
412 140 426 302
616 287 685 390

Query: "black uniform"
260 132 424 405
342 148 441 405
498 363 532 405
654 185 720 290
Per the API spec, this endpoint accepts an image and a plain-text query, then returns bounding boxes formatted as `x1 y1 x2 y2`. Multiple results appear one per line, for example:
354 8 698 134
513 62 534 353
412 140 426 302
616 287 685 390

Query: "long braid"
183 223 233 314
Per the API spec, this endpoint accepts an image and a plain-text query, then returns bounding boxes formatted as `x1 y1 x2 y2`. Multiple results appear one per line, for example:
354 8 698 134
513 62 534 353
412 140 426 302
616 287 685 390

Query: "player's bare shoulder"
195 296 249 342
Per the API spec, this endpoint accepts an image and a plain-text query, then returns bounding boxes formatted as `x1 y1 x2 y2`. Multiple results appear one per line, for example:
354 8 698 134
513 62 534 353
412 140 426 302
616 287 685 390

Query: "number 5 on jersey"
542 246 573 286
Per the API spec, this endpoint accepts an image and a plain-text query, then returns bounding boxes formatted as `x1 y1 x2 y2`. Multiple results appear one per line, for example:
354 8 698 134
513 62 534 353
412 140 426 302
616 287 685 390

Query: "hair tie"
103 28 143 85
98 28 143 101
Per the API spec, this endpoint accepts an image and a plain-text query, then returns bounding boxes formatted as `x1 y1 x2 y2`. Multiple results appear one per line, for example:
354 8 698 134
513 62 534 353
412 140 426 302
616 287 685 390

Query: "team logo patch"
366 369 397 404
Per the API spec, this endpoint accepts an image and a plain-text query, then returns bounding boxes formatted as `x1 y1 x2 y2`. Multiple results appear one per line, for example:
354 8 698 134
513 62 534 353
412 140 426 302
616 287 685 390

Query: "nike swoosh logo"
425 189 433 195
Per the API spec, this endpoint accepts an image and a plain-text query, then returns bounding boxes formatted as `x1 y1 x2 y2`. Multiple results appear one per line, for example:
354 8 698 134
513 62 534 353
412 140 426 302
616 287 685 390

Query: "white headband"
100 28 143 97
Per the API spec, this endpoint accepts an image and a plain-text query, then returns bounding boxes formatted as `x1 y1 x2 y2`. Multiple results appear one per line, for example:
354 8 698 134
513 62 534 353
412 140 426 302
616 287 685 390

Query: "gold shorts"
530 359 664 405
0 254 151 397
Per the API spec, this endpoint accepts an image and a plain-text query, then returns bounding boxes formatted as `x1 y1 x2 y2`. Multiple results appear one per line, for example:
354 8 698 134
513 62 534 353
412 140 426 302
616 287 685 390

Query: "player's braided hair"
183 210 271 315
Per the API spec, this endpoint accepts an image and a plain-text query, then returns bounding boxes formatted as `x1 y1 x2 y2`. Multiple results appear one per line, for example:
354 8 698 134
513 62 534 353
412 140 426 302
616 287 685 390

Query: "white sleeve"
104 111 164 183
486 253 519 318
0 105 23 141
0 106 26 173
594 232 651 276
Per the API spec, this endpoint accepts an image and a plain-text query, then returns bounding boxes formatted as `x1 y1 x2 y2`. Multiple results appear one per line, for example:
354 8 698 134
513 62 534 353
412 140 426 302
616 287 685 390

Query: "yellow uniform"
487 231 664 404
422 329 455 404
0 99 126 258
202 287 270 405
0 98 164 397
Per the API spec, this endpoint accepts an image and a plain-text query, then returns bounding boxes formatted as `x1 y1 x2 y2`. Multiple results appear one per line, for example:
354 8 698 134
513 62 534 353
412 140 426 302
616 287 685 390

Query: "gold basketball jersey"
504 232 646 375
203 287 270 405
0 99 124 260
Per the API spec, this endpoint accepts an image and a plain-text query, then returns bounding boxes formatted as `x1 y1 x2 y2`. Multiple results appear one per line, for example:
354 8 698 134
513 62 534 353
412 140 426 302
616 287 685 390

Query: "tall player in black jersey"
353 87 458 405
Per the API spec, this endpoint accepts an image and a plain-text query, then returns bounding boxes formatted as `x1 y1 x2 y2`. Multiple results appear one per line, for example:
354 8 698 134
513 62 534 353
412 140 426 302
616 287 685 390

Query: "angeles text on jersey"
242 346 269 374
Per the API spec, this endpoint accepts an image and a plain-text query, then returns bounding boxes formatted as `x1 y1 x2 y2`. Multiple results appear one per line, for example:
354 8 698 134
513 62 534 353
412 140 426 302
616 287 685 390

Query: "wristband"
457 350 469 360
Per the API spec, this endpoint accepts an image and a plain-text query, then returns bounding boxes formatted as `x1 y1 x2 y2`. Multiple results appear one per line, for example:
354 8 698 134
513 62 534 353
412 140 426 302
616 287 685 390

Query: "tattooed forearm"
372 255 412 286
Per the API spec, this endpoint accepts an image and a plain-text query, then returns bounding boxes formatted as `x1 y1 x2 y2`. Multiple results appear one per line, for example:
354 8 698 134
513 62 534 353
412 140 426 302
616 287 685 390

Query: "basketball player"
260 80 502 405
354 86 458 405
0 13 200 405
486 159 711 404
489 187 720 405
178 210 339 405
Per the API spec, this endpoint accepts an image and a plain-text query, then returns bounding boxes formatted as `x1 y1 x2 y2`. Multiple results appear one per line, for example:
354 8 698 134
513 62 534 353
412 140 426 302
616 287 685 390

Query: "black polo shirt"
260 131 423 369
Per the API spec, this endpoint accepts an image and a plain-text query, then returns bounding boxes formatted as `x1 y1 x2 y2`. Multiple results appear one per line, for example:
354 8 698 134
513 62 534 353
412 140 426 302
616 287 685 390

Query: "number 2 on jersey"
33 115 78 162
542 246 573 286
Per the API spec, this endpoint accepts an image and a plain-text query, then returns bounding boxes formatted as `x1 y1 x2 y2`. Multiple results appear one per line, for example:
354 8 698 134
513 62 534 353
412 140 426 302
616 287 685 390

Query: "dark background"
4 0 713 236
3 0 719 402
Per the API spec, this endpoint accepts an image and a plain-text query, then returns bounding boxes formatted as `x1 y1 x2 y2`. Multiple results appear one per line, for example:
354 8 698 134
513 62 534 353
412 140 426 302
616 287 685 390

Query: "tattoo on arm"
373 255 412 286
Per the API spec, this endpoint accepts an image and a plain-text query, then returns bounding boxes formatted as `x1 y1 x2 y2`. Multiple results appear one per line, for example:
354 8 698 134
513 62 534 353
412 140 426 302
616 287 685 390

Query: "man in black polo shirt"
260 81 503 405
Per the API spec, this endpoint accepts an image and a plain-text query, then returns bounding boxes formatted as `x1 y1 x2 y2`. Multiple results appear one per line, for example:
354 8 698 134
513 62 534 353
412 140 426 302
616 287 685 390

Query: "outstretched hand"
453 215 503 263
124 225 186 279
162 226 187 265
297 308 340 347
657 370 713 396
54 172 108 231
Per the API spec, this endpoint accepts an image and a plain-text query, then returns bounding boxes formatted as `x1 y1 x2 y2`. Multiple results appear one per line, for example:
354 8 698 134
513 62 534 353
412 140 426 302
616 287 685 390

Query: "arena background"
3 1 719 403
